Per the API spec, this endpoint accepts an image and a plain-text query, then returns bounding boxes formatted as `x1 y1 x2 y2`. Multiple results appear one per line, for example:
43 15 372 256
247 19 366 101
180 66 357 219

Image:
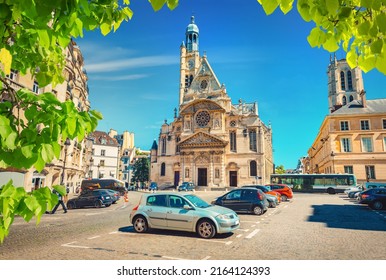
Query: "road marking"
202 256 211 260
198 239 232 246
85 212 105 216
162 256 190 260
251 225 256 227
88 236 101 240
284 205 288 208
236 234 243 238
62 241 90 249
242 221 259 224
237 229 250 232
245 229 260 239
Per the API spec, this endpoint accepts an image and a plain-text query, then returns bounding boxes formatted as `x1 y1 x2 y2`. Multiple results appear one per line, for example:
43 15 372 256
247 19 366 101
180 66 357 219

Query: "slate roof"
330 99 386 115
89 131 118 146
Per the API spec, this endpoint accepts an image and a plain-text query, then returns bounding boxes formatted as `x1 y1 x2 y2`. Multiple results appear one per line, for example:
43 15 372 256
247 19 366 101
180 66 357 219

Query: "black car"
212 188 269 215
67 189 113 209
105 189 120 204
358 188 386 210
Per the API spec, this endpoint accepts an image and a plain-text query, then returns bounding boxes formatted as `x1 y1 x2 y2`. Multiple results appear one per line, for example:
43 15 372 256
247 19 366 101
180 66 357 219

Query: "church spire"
186 16 199 52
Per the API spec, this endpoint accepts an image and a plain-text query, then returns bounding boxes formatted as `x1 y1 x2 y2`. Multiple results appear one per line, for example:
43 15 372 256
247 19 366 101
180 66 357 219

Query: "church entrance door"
229 171 237 187
197 168 207 186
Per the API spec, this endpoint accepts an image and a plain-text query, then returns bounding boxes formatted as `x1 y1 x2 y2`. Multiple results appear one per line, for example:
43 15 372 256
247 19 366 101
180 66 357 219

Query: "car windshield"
184 195 211 208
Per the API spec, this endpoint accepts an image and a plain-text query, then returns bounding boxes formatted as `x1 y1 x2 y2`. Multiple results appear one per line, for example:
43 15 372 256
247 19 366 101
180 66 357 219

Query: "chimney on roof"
360 90 367 108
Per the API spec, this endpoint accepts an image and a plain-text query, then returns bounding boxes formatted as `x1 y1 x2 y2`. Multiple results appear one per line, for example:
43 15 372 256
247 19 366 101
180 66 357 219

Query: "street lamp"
60 138 71 187
330 151 335 174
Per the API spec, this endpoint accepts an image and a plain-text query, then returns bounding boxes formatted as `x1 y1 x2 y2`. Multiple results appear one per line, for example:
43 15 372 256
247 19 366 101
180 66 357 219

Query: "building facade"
150 17 273 189
0 40 93 193
89 131 119 179
306 58 386 183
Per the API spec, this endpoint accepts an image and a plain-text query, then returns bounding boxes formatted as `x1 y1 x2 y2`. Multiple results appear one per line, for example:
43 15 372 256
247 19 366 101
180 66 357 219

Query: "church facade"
150 17 273 189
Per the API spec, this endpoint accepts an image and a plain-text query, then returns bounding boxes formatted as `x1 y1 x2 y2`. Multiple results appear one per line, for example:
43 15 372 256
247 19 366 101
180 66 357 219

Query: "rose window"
195 111 210 127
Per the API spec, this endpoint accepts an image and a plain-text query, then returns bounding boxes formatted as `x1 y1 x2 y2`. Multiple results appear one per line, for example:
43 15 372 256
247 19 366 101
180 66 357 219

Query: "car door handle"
146 209 152 212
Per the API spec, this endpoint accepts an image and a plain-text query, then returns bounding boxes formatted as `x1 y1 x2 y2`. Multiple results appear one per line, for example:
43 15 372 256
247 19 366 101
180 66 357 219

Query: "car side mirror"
183 205 193 210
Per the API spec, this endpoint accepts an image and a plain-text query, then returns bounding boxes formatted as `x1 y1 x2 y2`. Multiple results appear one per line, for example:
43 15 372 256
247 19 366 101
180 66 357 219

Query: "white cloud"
90 74 148 81
86 55 178 73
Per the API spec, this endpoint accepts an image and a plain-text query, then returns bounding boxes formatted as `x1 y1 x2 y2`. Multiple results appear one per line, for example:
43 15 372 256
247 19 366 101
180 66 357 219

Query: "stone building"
150 17 273 189
0 40 93 193
306 57 386 183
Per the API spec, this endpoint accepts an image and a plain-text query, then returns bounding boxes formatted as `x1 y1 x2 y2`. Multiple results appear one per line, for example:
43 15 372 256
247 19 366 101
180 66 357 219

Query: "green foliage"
275 165 286 174
131 158 150 184
257 0 386 74
0 0 180 243
0 180 58 243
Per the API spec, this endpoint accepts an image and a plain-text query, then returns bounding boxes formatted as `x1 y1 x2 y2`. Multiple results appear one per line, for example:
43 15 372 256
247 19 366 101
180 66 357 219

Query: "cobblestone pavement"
0 191 385 260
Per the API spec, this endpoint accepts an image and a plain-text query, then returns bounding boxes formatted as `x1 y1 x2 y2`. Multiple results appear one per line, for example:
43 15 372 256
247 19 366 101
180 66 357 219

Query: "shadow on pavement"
307 204 386 231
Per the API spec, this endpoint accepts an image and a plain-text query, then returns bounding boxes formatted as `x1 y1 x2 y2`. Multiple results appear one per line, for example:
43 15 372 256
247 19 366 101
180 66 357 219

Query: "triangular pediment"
179 132 227 148
188 57 221 92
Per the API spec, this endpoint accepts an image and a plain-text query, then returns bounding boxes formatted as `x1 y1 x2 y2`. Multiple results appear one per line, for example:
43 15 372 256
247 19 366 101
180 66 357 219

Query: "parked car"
265 194 279 208
265 184 293 201
149 182 158 191
67 189 113 209
178 182 195 192
105 189 120 204
212 187 269 215
358 188 386 210
243 185 281 203
130 193 240 239
362 182 386 191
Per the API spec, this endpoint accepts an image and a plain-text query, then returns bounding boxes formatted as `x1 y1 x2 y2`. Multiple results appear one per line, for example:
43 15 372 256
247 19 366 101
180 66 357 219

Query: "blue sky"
77 0 386 169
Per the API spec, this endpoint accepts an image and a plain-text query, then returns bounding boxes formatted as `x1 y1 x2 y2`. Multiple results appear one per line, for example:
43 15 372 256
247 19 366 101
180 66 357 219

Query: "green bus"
270 173 357 194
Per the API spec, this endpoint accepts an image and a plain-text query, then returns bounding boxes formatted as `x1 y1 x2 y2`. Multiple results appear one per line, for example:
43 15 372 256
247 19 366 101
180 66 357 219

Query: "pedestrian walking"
49 190 67 214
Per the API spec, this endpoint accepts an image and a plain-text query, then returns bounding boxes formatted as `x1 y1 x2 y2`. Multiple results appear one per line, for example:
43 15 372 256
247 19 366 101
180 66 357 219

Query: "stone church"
150 17 273 189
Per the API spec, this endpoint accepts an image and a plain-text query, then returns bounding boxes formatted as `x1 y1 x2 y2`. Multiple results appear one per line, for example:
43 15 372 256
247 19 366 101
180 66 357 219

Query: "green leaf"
280 0 294 14
307 27 326 47
371 39 383 54
358 21 371 36
358 55 376 72
41 143 55 163
323 35 340 52
360 0 373 8
5 132 17 150
37 29 50 48
260 0 279 15
338 7 352 19
34 154 46 172
375 55 386 74
325 0 339 15
149 0 167 11
100 22 112 36
21 145 35 158
90 110 103 120
52 141 61 159
166 0 179 10
376 13 386 33
297 0 312 21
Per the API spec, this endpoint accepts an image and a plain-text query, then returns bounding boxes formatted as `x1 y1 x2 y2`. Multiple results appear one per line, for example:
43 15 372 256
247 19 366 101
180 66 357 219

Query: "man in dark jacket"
49 189 67 214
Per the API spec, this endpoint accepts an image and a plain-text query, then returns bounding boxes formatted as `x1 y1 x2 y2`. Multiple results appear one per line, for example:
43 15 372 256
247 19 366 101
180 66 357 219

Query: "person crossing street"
48 189 67 214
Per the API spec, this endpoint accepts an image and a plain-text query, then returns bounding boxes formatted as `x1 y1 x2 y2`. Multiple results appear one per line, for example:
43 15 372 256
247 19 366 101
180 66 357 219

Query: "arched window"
161 163 166 176
347 71 353 90
340 71 346 91
250 160 257 177
161 137 166 155
342 96 347 105
349 95 354 102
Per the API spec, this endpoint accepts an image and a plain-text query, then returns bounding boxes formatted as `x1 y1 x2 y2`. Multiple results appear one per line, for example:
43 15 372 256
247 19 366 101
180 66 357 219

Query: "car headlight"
217 214 233 220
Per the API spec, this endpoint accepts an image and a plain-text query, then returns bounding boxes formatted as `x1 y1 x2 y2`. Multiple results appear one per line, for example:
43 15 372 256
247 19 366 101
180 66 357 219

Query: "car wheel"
197 219 216 239
252 205 263 215
94 200 103 208
268 201 276 208
105 204 111 207
67 201 76 209
281 195 288 202
371 201 384 210
133 215 148 233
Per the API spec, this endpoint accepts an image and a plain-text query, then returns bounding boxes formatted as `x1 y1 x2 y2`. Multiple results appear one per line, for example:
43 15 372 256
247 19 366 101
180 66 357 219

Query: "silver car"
130 193 240 239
